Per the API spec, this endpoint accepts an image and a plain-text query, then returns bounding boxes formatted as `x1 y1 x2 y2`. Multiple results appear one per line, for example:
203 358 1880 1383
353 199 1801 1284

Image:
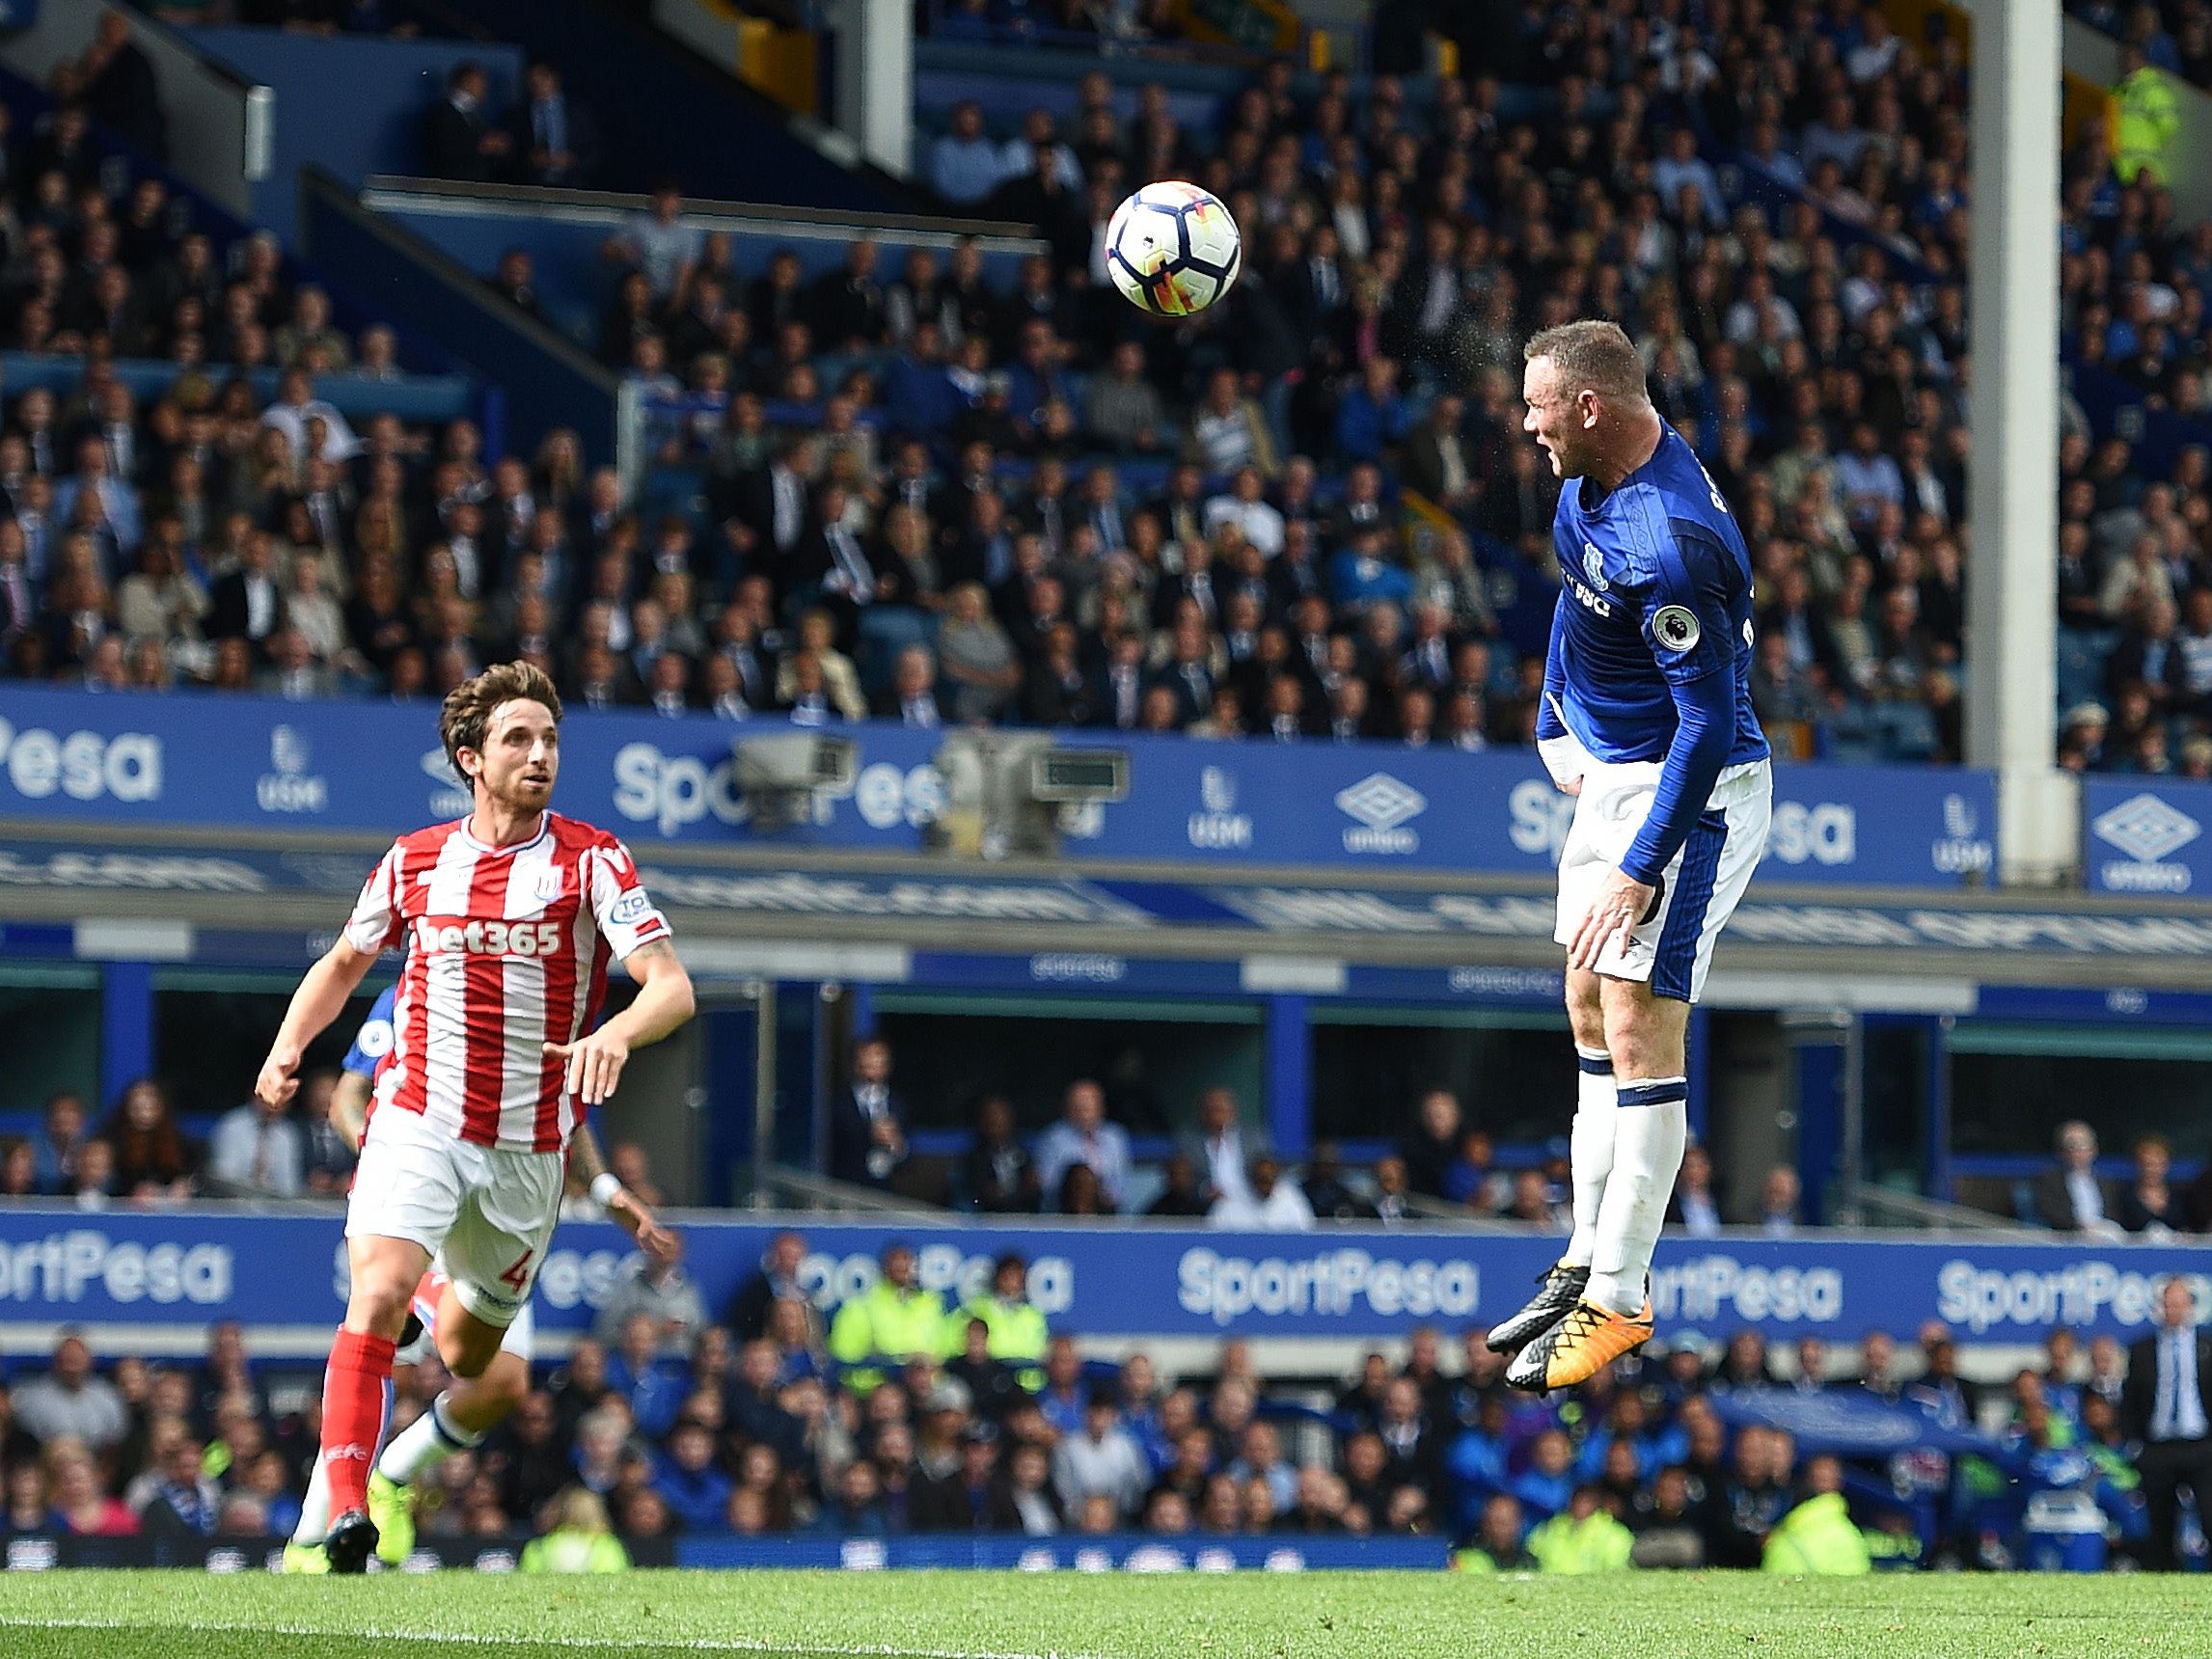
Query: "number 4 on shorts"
498 1249 534 1292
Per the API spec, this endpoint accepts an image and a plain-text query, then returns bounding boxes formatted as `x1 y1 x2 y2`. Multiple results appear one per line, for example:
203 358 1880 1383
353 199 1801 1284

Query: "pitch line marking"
0 1616 1097 1659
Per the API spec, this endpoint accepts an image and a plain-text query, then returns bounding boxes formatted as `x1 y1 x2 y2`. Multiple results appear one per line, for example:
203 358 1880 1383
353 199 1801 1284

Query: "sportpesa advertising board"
0 687 1992 886
0 1210 2202 1346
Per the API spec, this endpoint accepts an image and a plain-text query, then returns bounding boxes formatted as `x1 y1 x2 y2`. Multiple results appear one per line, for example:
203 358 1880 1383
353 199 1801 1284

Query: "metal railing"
1831 1181 2042 1237
741 1163 963 1219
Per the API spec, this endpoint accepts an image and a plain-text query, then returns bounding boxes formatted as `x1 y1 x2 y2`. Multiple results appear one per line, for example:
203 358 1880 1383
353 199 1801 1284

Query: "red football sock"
318 1328 396 1518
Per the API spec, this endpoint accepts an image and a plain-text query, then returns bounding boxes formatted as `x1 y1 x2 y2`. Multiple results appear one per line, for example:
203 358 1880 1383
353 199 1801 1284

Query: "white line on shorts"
0 1616 1090 1659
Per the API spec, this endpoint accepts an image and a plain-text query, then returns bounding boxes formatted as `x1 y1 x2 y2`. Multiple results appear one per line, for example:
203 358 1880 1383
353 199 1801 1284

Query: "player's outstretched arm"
544 938 696 1108
567 1120 678 1265
256 939 382 1108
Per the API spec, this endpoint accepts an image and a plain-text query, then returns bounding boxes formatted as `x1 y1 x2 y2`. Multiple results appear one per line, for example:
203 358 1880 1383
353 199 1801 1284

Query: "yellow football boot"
1505 1298 1654 1392
367 1471 415 1566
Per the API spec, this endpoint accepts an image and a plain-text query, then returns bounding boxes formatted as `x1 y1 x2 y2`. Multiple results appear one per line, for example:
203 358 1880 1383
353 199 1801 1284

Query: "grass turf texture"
0 1569 2206 1659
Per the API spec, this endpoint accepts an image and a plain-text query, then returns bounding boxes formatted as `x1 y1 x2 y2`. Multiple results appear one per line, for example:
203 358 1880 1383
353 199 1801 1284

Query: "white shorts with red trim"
346 1104 562 1329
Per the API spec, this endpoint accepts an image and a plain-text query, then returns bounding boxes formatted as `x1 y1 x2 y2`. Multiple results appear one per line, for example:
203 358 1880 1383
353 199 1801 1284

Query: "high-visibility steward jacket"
1762 1492 1873 1575
828 1281 948 1393
952 1294 1050 1390
1527 1508 1635 1573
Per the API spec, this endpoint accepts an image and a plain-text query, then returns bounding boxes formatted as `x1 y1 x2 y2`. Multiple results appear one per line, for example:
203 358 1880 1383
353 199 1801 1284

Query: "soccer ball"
1105 181 1243 317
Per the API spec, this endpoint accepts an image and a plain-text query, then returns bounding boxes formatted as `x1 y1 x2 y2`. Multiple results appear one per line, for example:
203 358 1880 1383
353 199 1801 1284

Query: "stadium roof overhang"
4 819 2212 1007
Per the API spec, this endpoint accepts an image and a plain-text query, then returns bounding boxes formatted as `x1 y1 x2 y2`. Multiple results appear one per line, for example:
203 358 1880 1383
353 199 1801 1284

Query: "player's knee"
439 1330 491 1379
1602 995 1685 1078
1564 975 1606 1050
485 1360 530 1414
344 1271 415 1339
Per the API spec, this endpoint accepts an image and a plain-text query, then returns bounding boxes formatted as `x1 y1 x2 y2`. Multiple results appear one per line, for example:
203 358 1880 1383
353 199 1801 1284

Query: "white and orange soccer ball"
1105 181 1243 317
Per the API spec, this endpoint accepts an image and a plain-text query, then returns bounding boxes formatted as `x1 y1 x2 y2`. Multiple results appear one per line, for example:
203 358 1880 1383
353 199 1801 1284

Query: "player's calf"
434 1298 515 1379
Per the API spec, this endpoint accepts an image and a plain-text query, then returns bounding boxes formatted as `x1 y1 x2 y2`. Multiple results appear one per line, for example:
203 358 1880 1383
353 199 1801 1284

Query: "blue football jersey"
341 986 397 1080
1544 424 1769 770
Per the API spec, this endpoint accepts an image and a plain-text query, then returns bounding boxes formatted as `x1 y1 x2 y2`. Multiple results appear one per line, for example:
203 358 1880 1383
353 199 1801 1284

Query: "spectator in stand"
46 1439 139 1537
827 1241 947 1395
608 183 703 303
604 1312 689 1440
104 1077 194 1201
0 1140 35 1198
2122 1276 2212 1570
1178 1086 1264 1212
299 1069 356 1196
828 1036 910 1190
136 1431 218 1541
507 60 598 188
13 1334 127 1452
1210 1157 1317 1232
30 1092 90 1196
489 249 543 320
593 1236 708 1352
929 102 1005 209
961 1097 1040 1213
1667 1144 1724 1237
203 1085 304 1199
1146 1155 1212 1219
1052 1388 1148 1521
1399 1089 1460 1201
1083 340 1167 453
1033 1077 1133 1214
423 62 511 183
2034 1120 2125 1236
2116 1135 2188 1235
1758 1166 1802 1237
726 1231 809 1343
81 11 166 160
949 1252 1050 1393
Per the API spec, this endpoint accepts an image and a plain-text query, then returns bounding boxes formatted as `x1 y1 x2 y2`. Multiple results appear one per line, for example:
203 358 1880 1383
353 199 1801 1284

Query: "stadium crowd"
0 1229 2202 1574
0 8 2207 774
8 1054 2202 1239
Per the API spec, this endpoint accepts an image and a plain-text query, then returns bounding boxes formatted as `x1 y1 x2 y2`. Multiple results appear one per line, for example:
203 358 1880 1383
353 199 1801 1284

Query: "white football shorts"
1553 752 1772 1004
346 1103 563 1329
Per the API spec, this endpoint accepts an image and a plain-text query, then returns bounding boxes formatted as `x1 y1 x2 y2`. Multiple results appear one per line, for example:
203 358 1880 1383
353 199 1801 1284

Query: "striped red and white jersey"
341 812 671 1153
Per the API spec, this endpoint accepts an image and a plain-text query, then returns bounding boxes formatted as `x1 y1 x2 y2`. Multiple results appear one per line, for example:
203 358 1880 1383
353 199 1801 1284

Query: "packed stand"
0 1081 357 1208
828 1040 2212 1236
2 1234 2201 1574
0 68 505 698
529 2 2207 768
15 7 2212 768
2068 2 2212 94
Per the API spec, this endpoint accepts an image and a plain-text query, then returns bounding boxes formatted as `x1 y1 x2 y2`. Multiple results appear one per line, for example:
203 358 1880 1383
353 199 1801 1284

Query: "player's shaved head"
1522 319 1649 407
1521 318 1660 488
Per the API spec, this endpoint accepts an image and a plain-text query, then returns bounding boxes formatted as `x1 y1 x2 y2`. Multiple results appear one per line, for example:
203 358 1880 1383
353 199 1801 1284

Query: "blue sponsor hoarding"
0 1531 1443 1573
671 1535 1450 1571
7 834 2212 979
0 1209 2202 1346
0 686 1995 887
2081 777 2212 896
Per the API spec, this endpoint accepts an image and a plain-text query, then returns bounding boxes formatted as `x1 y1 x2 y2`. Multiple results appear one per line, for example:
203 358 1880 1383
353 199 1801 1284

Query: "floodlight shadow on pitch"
925 733 1128 857
732 732 857 831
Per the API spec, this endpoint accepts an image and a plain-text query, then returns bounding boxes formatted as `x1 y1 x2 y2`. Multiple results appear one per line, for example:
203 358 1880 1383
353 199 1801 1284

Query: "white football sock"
1561 1046 1617 1269
293 1455 331 1545
1586 1078 1687 1318
376 1392 483 1486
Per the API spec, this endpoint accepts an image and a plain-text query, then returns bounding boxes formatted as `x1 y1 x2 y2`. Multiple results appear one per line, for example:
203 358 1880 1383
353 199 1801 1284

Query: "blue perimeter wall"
0 1208 2201 1347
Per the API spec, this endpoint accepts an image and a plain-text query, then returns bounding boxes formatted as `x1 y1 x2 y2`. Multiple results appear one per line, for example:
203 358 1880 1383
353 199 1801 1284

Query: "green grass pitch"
0 1569 2206 1659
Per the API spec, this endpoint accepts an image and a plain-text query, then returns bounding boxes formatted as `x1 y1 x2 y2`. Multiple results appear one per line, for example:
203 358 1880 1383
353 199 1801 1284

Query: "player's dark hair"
440 660 563 785
1522 318 1651 407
